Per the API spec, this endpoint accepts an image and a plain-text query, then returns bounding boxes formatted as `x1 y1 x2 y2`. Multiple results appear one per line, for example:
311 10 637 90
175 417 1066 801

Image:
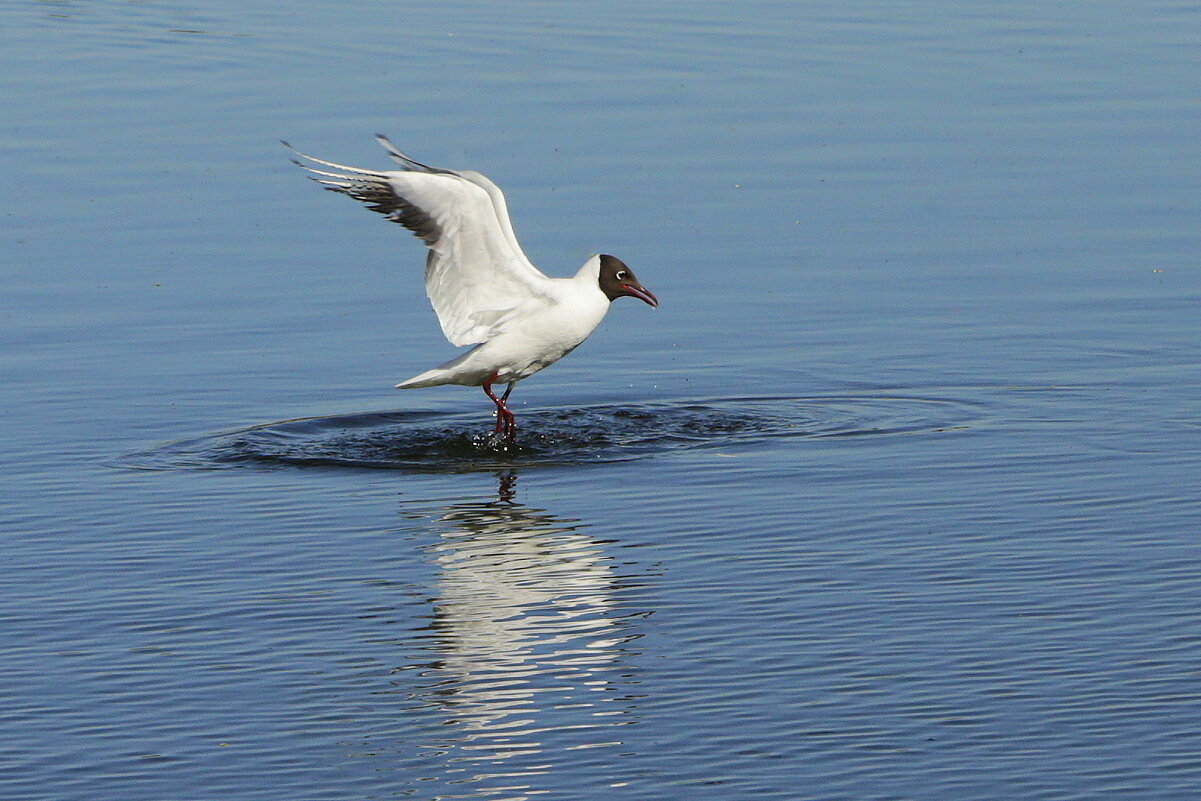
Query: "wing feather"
286 139 552 346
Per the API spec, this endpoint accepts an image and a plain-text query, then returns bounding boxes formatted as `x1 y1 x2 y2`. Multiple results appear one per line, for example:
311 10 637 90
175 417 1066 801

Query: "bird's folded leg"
483 374 518 442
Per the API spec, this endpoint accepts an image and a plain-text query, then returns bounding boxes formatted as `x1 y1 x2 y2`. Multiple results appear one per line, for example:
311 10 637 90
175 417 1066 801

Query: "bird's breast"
489 291 610 381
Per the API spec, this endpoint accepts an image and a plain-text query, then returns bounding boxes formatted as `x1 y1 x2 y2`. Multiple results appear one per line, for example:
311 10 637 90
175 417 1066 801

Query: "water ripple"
122 394 981 472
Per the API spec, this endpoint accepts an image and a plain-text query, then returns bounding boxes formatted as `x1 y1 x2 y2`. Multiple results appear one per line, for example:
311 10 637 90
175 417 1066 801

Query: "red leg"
482 375 518 440
482 373 506 434
501 383 517 441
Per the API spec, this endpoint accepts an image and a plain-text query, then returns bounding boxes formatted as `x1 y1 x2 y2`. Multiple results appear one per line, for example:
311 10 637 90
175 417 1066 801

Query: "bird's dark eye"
616 270 628 280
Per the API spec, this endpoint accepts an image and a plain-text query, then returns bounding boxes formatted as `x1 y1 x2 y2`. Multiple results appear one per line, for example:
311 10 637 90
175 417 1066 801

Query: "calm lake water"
4 1 1201 799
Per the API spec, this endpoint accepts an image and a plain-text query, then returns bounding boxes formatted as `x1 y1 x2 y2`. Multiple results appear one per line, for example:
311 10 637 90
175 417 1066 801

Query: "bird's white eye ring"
616 270 628 280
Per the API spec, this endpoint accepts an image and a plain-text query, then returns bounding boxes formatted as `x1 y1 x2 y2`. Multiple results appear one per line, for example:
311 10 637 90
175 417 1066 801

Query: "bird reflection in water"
399 470 645 796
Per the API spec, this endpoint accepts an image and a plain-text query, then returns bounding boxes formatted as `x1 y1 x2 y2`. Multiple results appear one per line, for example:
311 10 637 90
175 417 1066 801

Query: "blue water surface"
3 1 1200 799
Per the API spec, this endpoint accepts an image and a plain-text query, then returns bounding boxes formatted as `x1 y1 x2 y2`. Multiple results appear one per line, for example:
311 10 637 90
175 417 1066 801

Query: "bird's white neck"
574 254 603 283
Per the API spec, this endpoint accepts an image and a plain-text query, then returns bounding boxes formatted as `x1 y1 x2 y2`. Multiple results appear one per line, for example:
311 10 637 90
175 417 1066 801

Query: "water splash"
123 394 981 472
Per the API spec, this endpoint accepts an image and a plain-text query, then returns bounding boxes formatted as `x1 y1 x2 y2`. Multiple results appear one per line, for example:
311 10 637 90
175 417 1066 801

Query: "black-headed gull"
285 136 658 441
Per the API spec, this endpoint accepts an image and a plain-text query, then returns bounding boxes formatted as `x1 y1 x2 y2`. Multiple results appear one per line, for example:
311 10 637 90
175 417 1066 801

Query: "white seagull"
285 136 658 441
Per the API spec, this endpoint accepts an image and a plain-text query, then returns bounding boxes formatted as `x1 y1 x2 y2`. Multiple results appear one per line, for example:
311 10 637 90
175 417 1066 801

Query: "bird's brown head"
597 254 658 308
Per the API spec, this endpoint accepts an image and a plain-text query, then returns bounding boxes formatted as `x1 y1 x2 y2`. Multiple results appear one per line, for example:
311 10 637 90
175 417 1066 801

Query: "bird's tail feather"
395 345 487 389
395 368 453 389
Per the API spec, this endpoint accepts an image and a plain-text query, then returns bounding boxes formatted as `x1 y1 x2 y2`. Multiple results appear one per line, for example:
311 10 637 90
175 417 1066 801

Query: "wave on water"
121 394 980 473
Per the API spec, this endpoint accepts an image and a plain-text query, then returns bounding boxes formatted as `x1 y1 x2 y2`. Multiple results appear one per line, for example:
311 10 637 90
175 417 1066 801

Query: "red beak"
621 283 659 308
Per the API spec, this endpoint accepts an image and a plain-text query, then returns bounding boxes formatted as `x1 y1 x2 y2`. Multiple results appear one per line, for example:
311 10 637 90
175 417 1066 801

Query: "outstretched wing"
285 137 552 347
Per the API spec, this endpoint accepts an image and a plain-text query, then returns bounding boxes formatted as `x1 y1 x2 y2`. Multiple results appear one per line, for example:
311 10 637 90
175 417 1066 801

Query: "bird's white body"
396 257 611 388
